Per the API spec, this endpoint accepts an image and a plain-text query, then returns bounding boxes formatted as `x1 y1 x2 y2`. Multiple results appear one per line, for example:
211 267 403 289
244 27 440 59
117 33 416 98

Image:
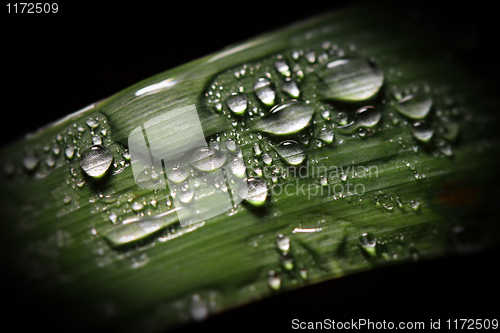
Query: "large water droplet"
22 152 39 172
317 58 384 102
411 121 434 143
252 101 314 135
190 147 227 172
338 106 381 134
253 78 276 106
244 177 268 206
166 166 189 183
79 145 113 178
394 94 433 119
275 58 290 76
274 140 306 166
226 94 247 115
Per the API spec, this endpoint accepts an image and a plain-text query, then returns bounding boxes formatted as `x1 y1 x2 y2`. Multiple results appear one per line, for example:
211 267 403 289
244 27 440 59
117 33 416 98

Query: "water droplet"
262 153 272 165
282 78 300 98
131 201 144 211
92 135 102 145
252 101 315 135
358 232 378 257
275 59 290 76
109 212 118 224
225 140 236 151
22 152 39 172
226 94 247 115
305 51 316 63
65 146 75 160
79 145 113 178
190 294 208 321
244 177 268 206
52 144 60 155
409 200 420 211
86 118 99 128
267 276 281 290
437 139 453 156
282 257 294 270
190 147 227 172
276 235 290 251
46 155 56 168
299 269 308 279
166 166 189 183
317 58 384 102
179 186 194 203
338 106 381 134
253 143 262 156
316 125 334 143
253 78 276 106
411 121 434 143
440 119 460 141
227 157 246 177
274 140 306 166
394 94 433 119
62 195 72 204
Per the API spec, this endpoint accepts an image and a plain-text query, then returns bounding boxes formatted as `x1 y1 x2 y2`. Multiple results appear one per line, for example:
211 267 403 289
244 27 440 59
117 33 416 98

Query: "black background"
1 1 499 332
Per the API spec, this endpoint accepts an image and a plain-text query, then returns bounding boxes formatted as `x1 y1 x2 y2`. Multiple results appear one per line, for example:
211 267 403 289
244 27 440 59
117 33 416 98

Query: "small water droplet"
79 145 113 178
316 125 334 143
253 78 276 106
190 294 208 321
190 147 227 172
109 212 118 224
282 78 300 98
131 201 144 211
274 140 306 166
179 186 194 203
394 94 433 119
65 146 75 160
46 155 56 168
166 166 189 183
358 232 378 257
86 118 100 128
62 195 72 204
22 152 40 172
276 235 290 251
409 200 420 211
305 51 316 63
92 135 102 145
411 121 434 143
226 94 247 115
244 177 268 206
267 276 281 290
338 106 381 134
262 153 272 165
275 58 290 76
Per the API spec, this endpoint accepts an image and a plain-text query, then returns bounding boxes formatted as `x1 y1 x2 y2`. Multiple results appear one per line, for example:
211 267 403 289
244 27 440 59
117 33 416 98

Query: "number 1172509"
6 3 58 13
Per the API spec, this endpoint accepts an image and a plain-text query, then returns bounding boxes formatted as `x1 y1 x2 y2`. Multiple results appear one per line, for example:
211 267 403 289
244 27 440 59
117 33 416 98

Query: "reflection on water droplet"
274 140 306 165
226 94 247 115
411 121 434 143
252 101 314 135
190 147 226 172
338 106 381 134
253 78 275 106
317 58 384 102
282 78 300 98
244 177 268 206
358 232 377 257
22 152 39 172
79 145 113 178
395 94 433 119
